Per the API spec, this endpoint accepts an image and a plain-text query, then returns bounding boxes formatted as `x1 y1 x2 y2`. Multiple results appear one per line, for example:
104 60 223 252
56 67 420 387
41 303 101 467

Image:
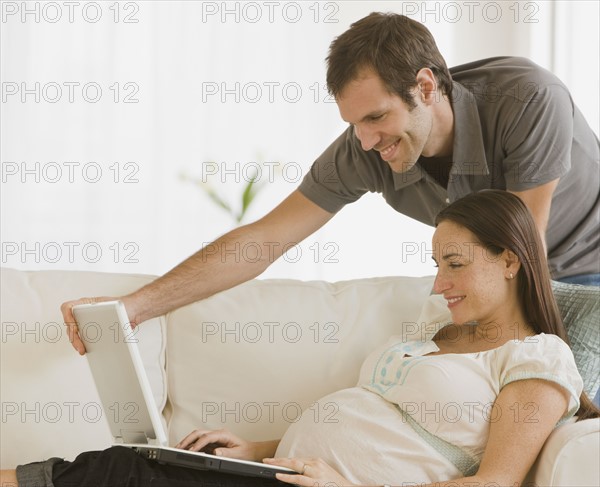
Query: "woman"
3 190 598 487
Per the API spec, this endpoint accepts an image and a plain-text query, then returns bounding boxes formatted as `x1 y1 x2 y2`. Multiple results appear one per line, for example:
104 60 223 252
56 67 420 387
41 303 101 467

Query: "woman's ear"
504 249 521 280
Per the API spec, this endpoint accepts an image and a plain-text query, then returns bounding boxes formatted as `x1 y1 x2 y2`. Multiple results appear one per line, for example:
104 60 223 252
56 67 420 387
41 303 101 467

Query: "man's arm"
128 189 334 322
508 177 560 255
62 189 334 353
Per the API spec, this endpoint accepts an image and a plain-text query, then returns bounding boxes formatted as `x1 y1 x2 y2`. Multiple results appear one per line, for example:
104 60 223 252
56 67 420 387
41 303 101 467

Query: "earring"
509 272 514 279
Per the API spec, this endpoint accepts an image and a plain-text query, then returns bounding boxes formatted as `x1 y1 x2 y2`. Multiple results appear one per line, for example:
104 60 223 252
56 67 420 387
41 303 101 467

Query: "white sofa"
1 267 598 486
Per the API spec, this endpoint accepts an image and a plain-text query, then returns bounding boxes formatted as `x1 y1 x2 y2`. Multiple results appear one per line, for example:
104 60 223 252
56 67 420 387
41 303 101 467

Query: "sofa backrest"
164 275 437 444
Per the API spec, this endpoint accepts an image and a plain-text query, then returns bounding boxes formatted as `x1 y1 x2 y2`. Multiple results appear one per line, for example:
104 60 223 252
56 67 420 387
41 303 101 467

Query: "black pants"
20 446 287 487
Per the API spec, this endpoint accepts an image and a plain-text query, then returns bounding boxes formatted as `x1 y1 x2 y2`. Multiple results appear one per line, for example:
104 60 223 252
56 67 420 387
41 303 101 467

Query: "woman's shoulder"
501 332 571 353
497 333 581 383
497 333 584 420
495 333 575 366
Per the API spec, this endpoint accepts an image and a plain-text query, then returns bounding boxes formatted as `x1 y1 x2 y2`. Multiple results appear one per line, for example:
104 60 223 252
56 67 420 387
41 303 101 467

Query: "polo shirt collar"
392 162 426 189
392 81 489 190
449 81 489 176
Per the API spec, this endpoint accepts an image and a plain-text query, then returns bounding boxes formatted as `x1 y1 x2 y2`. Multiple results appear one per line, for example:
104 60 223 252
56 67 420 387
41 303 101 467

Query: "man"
63 12 599 351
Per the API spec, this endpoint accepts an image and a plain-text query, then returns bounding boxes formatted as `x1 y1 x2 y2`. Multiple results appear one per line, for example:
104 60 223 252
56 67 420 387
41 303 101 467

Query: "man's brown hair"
326 12 452 108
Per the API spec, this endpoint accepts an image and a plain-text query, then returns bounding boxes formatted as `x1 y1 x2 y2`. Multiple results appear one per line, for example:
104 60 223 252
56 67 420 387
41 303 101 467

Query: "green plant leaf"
204 187 232 214
239 171 263 222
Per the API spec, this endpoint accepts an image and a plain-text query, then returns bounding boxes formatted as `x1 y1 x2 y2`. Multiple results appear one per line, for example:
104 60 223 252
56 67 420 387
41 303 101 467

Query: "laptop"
72 301 297 480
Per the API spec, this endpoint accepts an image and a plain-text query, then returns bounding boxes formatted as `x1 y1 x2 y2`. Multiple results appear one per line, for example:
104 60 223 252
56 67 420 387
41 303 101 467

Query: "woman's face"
431 221 515 327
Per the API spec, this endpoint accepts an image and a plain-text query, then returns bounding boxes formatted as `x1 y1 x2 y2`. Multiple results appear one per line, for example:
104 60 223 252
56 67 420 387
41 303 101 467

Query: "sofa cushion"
0 268 165 467
551 281 600 400
164 275 436 445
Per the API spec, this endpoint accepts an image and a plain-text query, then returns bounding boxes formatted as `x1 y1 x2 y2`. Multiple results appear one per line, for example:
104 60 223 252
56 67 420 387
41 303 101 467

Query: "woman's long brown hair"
435 190 599 421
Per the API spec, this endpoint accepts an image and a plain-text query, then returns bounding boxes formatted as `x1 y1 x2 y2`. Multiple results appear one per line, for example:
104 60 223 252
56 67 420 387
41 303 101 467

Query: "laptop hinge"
118 430 152 445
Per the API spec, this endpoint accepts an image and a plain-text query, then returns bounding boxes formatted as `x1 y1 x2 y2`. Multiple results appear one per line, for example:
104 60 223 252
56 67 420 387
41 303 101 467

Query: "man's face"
336 69 433 174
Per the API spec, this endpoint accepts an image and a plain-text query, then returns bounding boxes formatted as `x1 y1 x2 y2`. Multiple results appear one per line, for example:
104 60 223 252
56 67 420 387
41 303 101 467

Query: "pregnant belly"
275 387 462 486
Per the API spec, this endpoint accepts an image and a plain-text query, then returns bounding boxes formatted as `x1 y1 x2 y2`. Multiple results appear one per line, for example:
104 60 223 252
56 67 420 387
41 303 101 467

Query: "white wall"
1 1 598 282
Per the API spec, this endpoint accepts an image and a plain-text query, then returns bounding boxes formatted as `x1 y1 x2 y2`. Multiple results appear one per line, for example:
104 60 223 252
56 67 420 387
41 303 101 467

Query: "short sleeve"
498 334 583 424
298 127 386 214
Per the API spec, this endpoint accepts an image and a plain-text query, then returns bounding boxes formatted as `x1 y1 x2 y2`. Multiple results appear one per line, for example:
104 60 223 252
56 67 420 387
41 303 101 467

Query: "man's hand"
61 296 124 355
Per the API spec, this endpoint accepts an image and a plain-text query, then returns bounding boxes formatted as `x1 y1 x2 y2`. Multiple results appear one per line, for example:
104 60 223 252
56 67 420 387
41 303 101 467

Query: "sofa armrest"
528 418 600 487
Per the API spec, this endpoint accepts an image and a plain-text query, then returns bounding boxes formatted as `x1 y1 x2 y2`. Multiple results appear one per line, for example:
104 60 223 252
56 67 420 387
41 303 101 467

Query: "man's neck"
422 93 454 158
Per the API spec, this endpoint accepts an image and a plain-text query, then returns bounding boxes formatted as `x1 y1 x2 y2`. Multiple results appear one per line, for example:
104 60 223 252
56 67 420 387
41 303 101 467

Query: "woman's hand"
263 456 355 486
175 429 276 462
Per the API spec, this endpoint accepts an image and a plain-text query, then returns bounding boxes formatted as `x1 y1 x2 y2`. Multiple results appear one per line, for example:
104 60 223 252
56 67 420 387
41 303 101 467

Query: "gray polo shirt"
298 57 599 279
